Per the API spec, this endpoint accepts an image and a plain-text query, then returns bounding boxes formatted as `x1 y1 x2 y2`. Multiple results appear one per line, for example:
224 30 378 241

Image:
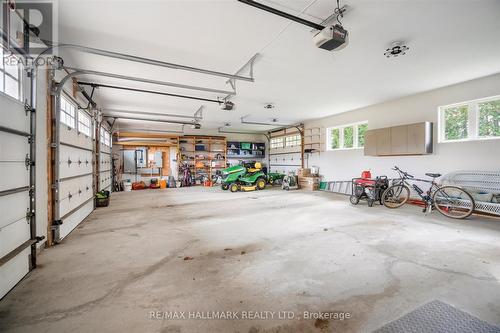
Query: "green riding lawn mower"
221 161 284 192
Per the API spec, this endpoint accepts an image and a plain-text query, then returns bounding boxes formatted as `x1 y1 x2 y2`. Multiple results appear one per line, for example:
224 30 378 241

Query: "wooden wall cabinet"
364 122 433 156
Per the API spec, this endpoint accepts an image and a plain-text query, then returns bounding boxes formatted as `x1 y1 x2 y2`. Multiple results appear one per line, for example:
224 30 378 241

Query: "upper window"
285 134 301 148
0 47 23 100
270 137 284 149
105 131 111 147
60 96 76 128
326 121 368 150
100 127 111 147
78 110 91 137
439 96 500 142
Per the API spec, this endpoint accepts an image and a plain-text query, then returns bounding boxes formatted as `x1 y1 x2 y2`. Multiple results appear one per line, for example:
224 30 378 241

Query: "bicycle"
381 166 475 219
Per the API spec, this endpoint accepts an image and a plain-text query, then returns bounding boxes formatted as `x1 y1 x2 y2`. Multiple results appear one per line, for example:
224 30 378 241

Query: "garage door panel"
0 164 30 192
58 174 93 218
58 145 93 179
100 143 111 154
0 191 30 230
269 151 302 174
99 171 111 191
59 127 93 150
0 133 30 161
0 247 30 299
0 97 29 133
99 152 111 172
0 218 30 259
57 200 93 242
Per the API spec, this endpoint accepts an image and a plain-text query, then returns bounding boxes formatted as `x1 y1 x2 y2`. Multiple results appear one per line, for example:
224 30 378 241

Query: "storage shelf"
177 135 227 184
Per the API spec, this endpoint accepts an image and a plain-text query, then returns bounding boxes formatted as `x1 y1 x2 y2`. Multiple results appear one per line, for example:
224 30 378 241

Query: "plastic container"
124 181 132 192
361 170 372 179
96 197 110 207
160 179 167 189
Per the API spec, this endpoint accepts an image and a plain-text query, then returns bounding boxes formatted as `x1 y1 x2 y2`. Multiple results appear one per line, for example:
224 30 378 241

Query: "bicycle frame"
391 169 440 205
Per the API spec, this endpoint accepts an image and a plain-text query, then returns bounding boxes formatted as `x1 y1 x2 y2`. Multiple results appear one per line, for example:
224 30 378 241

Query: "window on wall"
60 95 76 128
0 47 23 100
101 127 111 147
105 131 111 147
326 121 368 150
285 134 301 147
270 137 284 149
439 95 500 142
78 110 91 137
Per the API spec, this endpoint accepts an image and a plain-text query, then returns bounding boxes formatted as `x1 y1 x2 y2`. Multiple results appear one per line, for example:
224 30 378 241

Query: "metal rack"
441 171 500 216
178 136 227 184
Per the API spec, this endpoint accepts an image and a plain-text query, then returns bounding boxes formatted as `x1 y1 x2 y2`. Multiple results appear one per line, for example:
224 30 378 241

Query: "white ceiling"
57 0 500 132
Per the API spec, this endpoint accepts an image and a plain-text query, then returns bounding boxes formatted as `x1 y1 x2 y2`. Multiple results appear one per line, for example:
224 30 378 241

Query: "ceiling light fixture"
384 42 409 58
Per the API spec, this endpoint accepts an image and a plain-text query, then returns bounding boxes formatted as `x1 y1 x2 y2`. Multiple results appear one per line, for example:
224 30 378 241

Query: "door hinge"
52 220 63 226
26 209 35 222
25 154 34 169
24 101 35 114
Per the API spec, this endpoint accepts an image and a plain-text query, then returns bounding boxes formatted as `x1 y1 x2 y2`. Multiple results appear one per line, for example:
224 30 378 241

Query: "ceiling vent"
384 42 409 58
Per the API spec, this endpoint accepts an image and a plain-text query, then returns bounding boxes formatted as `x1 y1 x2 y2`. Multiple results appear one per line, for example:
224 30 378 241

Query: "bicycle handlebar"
393 166 414 179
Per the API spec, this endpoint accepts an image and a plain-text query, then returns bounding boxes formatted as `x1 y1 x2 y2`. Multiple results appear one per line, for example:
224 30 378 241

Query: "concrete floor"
1 187 500 333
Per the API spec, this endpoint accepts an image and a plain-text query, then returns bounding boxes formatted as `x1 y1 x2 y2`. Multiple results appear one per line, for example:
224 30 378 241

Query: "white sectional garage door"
54 97 95 242
0 94 33 299
269 128 304 174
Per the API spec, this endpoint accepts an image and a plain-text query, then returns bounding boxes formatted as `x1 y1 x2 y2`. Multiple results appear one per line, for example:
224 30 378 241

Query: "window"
285 134 301 147
60 95 76 128
443 105 469 140
105 131 111 147
478 100 500 138
78 110 91 137
357 123 368 147
326 121 368 150
439 95 500 142
270 137 284 149
0 47 23 100
101 127 111 147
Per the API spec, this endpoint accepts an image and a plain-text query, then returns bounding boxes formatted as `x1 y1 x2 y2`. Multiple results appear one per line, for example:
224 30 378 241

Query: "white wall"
306 73 500 181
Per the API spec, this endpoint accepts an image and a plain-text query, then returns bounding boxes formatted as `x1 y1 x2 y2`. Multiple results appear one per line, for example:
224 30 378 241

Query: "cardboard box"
298 176 320 191
298 168 311 177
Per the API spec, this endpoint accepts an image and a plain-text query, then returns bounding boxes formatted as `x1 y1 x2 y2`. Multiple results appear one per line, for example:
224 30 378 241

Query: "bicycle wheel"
382 184 410 209
433 186 475 219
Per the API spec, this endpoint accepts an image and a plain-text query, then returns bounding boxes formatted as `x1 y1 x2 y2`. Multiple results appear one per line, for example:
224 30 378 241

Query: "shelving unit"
227 141 266 160
178 136 227 185
303 127 324 154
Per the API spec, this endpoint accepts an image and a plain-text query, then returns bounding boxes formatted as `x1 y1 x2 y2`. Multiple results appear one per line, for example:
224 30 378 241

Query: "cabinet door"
391 125 409 155
364 130 377 156
376 128 392 155
408 123 425 154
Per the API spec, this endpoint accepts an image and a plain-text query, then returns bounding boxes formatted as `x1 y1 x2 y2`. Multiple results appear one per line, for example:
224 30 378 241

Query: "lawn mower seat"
247 162 262 173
